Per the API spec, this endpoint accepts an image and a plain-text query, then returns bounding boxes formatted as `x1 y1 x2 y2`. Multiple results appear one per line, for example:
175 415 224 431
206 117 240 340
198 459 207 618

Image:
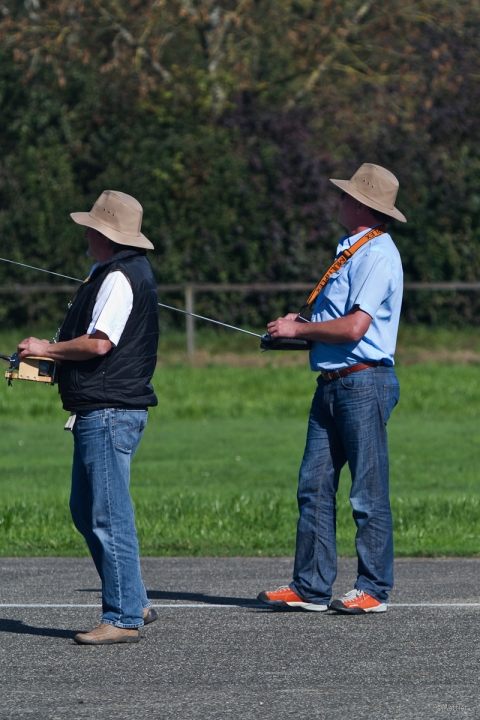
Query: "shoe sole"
328 600 387 614
257 591 328 612
74 634 141 645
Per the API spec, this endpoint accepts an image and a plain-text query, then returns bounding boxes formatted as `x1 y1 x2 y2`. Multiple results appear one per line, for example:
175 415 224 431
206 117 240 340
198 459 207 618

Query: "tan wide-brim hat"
330 163 407 223
70 190 154 249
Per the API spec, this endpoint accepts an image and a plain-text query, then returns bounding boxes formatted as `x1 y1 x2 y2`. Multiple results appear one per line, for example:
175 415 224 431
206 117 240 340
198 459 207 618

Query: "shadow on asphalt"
76 588 261 606
148 589 262 605
0 618 76 639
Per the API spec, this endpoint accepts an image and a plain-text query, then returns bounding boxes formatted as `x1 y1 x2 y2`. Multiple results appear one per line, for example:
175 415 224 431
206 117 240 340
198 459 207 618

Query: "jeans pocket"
77 410 105 421
113 410 148 452
341 371 374 390
382 384 400 424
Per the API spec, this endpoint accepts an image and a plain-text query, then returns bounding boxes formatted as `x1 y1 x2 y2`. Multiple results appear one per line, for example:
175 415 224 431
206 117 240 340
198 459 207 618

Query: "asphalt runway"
0 557 479 720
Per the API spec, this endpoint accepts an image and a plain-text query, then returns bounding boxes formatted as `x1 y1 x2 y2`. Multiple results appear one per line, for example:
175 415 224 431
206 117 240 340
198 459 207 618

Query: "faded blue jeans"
290 367 400 605
70 409 152 628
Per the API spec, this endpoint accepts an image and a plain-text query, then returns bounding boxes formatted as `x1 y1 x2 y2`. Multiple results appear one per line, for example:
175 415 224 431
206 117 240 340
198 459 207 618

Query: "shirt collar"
338 226 380 250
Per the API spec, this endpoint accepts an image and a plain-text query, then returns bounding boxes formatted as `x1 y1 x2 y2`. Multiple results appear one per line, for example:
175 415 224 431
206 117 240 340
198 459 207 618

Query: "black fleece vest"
58 250 159 412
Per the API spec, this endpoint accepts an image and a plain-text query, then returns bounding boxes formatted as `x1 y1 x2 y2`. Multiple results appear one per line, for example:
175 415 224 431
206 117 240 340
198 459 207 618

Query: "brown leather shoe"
74 623 140 645
142 607 158 625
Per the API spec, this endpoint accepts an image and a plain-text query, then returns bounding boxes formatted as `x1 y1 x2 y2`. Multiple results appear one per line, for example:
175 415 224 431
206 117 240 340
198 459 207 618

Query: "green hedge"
1 2 480 326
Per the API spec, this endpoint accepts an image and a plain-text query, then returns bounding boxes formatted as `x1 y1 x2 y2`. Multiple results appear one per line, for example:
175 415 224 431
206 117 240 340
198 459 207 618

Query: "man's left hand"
267 318 299 339
18 337 51 360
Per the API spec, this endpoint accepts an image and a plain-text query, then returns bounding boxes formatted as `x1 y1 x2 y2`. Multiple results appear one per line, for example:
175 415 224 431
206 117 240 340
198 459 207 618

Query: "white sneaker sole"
329 599 387 614
287 601 329 612
363 603 387 613
257 591 328 612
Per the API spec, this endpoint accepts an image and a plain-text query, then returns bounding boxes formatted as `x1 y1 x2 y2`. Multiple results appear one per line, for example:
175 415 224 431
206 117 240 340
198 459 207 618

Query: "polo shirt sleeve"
346 250 395 319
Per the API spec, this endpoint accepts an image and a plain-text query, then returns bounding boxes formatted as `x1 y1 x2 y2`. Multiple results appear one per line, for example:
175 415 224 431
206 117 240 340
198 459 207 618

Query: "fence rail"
2 282 480 356
2 282 480 295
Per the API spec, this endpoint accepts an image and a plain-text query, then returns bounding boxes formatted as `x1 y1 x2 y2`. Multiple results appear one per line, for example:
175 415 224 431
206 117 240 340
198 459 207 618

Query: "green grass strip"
1 494 478 558
2 361 480 420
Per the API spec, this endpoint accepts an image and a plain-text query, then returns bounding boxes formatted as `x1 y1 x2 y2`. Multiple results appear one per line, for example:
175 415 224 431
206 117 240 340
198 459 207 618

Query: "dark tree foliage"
1 0 480 327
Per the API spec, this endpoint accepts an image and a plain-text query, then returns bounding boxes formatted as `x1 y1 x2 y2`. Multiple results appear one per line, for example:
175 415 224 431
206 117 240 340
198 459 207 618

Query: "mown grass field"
0 325 480 557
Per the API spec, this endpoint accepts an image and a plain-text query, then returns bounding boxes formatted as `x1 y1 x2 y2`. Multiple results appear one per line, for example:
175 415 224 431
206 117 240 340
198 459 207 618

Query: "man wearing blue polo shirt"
258 163 405 614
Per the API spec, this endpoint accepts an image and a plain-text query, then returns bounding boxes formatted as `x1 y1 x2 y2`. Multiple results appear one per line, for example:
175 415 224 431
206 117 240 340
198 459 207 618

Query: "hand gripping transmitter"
260 334 312 351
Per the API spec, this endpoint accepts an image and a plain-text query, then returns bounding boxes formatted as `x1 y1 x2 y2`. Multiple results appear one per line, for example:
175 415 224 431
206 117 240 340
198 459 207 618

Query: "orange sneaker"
329 589 387 614
257 586 328 612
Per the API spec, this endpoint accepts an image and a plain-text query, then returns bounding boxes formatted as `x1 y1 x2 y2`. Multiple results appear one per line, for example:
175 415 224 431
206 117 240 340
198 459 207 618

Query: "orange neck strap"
301 225 386 312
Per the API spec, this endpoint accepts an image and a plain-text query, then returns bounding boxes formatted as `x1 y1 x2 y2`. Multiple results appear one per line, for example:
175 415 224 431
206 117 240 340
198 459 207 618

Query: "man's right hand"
18 332 113 362
18 337 51 360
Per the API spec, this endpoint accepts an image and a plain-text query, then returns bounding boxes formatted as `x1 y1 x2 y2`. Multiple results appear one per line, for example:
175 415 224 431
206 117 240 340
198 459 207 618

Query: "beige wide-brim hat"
330 163 407 223
71 190 154 249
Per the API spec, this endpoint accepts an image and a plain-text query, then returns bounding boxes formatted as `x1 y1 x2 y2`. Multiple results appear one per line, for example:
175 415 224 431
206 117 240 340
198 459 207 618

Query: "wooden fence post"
185 284 195 357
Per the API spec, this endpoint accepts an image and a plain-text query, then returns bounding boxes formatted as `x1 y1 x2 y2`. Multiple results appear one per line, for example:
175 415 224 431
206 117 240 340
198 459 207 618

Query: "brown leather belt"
320 361 385 382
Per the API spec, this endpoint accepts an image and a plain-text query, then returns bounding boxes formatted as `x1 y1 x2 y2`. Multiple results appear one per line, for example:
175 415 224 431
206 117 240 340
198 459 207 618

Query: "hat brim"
330 179 407 223
70 212 154 250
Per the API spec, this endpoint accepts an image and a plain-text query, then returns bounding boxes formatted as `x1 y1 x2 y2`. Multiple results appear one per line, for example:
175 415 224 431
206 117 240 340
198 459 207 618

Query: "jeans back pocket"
113 410 148 452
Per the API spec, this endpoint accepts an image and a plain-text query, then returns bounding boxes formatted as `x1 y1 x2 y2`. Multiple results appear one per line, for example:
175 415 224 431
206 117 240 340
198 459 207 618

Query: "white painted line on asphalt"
390 603 480 607
0 604 101 608
0 602 479 609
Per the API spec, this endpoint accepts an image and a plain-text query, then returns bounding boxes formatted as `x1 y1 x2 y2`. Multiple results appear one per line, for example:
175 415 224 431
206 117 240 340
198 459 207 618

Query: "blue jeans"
290 367 400 605
70 409 151 628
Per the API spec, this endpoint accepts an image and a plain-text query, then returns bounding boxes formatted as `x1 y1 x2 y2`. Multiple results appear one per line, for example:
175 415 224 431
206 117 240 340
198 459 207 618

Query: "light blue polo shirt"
309 227 403 372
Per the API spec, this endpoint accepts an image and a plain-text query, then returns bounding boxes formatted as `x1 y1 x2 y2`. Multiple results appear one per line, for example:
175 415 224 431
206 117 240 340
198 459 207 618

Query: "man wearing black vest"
18 190 159 644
